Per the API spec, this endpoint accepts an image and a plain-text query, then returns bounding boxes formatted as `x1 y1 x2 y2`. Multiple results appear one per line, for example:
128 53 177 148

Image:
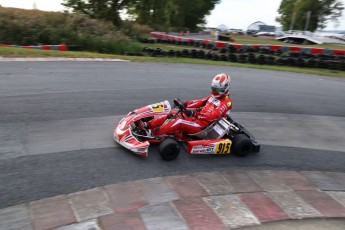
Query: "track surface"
1 61 344 208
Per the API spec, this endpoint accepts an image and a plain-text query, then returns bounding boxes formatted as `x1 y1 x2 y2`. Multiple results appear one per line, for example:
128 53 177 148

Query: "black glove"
184 109 194 117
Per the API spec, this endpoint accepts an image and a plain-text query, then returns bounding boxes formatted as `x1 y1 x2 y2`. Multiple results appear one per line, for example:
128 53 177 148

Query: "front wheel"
231 134 253 157
159 139 180 161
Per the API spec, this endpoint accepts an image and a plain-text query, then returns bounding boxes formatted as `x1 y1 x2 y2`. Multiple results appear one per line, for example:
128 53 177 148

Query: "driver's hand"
184 109 194 117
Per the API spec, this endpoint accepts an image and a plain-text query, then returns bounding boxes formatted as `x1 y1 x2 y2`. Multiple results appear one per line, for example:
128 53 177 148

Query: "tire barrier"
266 56 275 65
141 45 345 71
257 55 266 65
145 32 345 71
150 32 345 56
238 54 247 63
229 53 238 62
306 58 317 68
276 57 287 65
247 53 257 64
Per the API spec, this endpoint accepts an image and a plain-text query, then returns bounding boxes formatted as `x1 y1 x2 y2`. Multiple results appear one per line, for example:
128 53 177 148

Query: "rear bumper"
240 126 260 153
252 141 260 153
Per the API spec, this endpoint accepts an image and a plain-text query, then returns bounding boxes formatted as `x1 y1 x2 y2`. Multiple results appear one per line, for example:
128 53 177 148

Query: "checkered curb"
0 57 129 62
1 170 345 230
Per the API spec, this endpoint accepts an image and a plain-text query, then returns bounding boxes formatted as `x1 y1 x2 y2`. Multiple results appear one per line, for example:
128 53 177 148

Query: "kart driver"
142 73 232 137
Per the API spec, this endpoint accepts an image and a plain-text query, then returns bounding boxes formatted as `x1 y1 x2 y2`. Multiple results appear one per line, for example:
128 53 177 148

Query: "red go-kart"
114 99 260 161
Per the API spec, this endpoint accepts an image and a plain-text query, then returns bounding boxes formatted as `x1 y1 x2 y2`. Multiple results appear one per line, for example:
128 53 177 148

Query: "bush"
122 21 154 37
218 34 232 42
0 7 141 54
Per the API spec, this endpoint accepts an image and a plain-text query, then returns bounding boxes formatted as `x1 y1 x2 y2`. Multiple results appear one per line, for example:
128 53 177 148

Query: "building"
247 21 275 35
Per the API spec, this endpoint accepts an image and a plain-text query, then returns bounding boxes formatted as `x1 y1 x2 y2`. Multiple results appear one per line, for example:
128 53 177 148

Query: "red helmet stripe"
219 74 226 83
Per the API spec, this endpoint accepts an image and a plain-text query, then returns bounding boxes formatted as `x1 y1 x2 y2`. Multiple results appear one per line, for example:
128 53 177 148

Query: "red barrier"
58 44 67 51
251 44 262 48
151 32 163 39
186 38 195 43
215 41 226 48
233 44 242 49
154 34 162 39
269 45 281 51
42 45 51 50
289 46 301 52
333 49 345 56
0 43 69 51
310 48 324 55
202 39 210 44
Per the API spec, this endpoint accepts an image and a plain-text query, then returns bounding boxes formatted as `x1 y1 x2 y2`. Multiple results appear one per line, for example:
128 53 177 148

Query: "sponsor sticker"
191 146 213 154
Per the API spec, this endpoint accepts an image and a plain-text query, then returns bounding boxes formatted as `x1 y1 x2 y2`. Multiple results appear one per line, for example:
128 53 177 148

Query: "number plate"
214 140 231 154
150 102 164 112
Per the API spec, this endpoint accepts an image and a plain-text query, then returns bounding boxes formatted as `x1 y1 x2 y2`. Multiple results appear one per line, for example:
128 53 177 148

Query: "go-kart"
114 99 260 161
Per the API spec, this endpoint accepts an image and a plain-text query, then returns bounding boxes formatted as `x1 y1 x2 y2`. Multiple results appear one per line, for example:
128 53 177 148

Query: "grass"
1 46 344 78
0 46 125 58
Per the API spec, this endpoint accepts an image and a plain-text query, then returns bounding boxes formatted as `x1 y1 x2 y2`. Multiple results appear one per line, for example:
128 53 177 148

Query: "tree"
276 0 344 31
170 0 220 31
62 0 134 26
126 0 170 30
317 0 344 30
126 0 220 31
63 0 220 31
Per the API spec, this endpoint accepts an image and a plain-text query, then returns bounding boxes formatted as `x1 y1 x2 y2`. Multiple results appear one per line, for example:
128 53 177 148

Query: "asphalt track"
0 61 344 209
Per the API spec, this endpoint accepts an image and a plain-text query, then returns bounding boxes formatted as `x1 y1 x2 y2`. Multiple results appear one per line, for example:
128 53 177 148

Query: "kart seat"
188 117 231 139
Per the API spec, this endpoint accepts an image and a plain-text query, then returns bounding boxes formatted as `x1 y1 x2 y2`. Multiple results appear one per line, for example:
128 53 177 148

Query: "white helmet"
211 73 231 97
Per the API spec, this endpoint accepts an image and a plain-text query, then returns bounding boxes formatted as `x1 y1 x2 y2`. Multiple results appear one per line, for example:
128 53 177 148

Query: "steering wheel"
173 98 186 118
173 98 185 110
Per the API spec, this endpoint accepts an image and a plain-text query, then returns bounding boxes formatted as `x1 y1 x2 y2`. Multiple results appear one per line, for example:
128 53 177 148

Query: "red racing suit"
147 93 232 135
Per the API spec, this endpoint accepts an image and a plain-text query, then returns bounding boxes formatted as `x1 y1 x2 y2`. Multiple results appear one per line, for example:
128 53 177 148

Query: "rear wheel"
231 134 253 157
159 139 180 161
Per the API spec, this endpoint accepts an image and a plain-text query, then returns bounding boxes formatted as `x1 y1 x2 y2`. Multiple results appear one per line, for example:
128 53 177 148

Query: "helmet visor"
211 86 222 93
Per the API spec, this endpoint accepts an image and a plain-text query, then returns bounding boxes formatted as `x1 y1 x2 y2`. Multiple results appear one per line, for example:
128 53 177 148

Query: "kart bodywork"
114 100 260 160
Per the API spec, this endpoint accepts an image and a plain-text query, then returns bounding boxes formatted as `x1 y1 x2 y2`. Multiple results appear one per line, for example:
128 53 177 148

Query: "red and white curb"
0 57 129 62
1 170 345 230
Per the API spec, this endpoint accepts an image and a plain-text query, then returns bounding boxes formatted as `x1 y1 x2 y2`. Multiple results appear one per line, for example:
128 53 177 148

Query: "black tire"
231 134 253 157
159 139 180 161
